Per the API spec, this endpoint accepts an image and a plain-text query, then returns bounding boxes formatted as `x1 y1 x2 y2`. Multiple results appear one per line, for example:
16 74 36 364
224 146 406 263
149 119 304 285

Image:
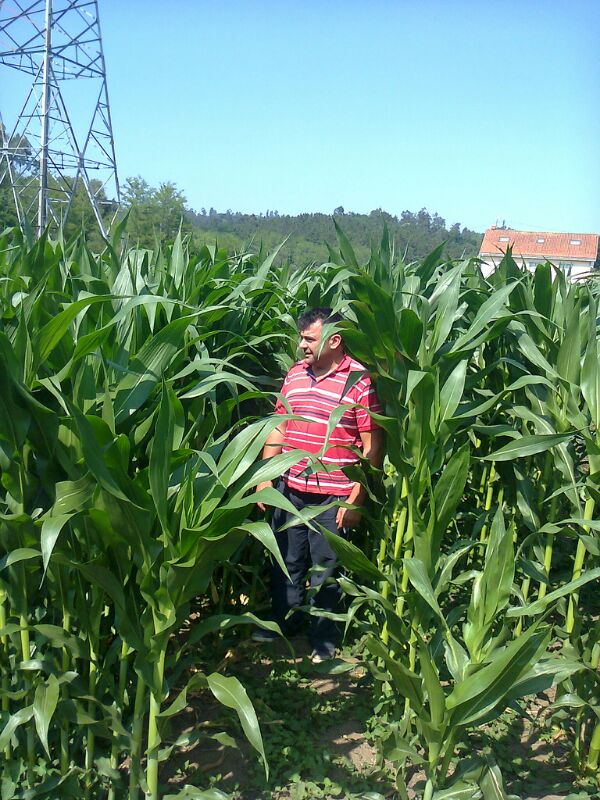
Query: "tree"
121 176 190 247
154 181 187 241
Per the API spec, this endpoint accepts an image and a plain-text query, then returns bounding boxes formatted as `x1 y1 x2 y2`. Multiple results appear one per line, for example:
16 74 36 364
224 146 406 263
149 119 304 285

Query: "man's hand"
256 480 273 512
336 483 366 530
336 503 362 530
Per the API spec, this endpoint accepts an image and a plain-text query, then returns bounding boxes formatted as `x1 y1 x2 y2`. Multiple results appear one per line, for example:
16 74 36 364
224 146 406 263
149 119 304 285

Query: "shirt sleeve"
354 378 383 432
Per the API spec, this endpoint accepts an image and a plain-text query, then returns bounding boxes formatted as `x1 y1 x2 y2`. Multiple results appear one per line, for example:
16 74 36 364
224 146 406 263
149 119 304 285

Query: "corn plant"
1 220 598 799
0 226 320 799
316 226 600 796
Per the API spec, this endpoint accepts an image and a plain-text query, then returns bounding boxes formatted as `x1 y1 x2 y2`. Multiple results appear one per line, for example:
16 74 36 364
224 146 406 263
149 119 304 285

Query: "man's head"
297 307 344 371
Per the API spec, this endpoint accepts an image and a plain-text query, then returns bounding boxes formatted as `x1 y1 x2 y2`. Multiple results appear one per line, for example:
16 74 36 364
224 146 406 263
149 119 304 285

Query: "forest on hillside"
117 178 485 264
186 206 483 265
1 172 484 263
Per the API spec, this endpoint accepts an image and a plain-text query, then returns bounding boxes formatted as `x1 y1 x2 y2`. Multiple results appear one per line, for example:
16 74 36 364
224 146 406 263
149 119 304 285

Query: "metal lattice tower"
0 0 119 237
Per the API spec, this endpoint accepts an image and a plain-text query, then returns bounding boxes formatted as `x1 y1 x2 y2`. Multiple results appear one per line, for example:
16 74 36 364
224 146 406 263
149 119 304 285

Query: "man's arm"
256 421 287 511
336 428 385 529
360 428 385 467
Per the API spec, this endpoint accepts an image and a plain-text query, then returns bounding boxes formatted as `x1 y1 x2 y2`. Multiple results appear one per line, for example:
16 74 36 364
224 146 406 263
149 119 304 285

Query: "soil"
157 633 598 800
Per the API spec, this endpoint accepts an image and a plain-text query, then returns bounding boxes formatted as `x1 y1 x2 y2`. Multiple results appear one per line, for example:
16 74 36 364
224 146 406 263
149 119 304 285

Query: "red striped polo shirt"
274 354 382 495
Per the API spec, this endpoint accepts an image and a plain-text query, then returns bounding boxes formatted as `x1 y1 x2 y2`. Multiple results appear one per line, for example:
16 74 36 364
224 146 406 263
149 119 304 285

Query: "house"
478 227 599 280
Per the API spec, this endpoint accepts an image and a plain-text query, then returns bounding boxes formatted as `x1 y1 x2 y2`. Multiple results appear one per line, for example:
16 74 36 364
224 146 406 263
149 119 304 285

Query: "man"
253 307 384 662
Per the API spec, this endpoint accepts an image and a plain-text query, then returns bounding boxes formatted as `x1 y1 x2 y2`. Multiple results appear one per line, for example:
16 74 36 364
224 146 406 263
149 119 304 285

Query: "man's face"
299 321 325 366
299 320 337 367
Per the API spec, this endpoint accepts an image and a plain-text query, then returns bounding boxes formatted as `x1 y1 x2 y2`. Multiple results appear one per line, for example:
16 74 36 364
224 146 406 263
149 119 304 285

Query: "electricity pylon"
0 0 120 237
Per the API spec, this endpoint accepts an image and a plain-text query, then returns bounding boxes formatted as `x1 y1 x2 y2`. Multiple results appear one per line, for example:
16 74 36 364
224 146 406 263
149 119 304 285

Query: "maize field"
0 221 599 800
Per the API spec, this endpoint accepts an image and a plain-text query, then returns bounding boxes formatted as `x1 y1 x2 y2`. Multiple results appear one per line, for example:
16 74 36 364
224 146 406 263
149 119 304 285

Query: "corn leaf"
33 675 60 756
207 673 268 778
483 432 574 462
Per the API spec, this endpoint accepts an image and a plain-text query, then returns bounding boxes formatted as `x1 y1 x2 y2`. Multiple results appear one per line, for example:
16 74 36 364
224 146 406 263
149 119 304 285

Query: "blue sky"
3 1 599 233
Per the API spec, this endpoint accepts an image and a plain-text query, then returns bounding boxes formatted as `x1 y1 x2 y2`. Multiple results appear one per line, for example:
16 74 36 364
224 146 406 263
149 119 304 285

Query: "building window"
570 239 581 245
559 261 572 274
536 237 545 243
498 236 510 242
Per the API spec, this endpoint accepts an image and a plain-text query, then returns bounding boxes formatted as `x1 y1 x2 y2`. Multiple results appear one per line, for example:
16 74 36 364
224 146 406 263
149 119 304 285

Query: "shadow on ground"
159 633 596 800
161 634 394 799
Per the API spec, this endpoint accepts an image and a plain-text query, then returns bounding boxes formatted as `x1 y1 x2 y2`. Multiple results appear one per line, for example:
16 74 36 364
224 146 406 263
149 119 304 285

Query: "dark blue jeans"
270 480 346 651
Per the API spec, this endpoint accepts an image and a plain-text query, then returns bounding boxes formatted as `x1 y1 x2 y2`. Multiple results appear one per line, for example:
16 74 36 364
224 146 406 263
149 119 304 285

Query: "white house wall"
479 255 595 280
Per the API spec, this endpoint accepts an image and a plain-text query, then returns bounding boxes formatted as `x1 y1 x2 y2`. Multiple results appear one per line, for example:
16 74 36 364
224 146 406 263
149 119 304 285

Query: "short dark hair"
297 307 344 331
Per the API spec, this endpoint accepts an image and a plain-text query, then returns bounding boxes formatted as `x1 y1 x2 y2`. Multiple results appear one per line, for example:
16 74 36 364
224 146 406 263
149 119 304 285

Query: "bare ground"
158 635 598 800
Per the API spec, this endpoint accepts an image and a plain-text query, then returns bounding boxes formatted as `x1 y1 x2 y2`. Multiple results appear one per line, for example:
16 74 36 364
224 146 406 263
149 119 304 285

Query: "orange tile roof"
479 228 599 261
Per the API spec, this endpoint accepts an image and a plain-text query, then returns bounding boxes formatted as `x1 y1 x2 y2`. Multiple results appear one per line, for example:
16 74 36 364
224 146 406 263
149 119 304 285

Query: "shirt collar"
303 353 351 381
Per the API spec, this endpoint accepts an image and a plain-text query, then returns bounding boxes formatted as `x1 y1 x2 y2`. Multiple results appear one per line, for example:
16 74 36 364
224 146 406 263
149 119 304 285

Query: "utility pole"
38 0 52 233
0 0 120 238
